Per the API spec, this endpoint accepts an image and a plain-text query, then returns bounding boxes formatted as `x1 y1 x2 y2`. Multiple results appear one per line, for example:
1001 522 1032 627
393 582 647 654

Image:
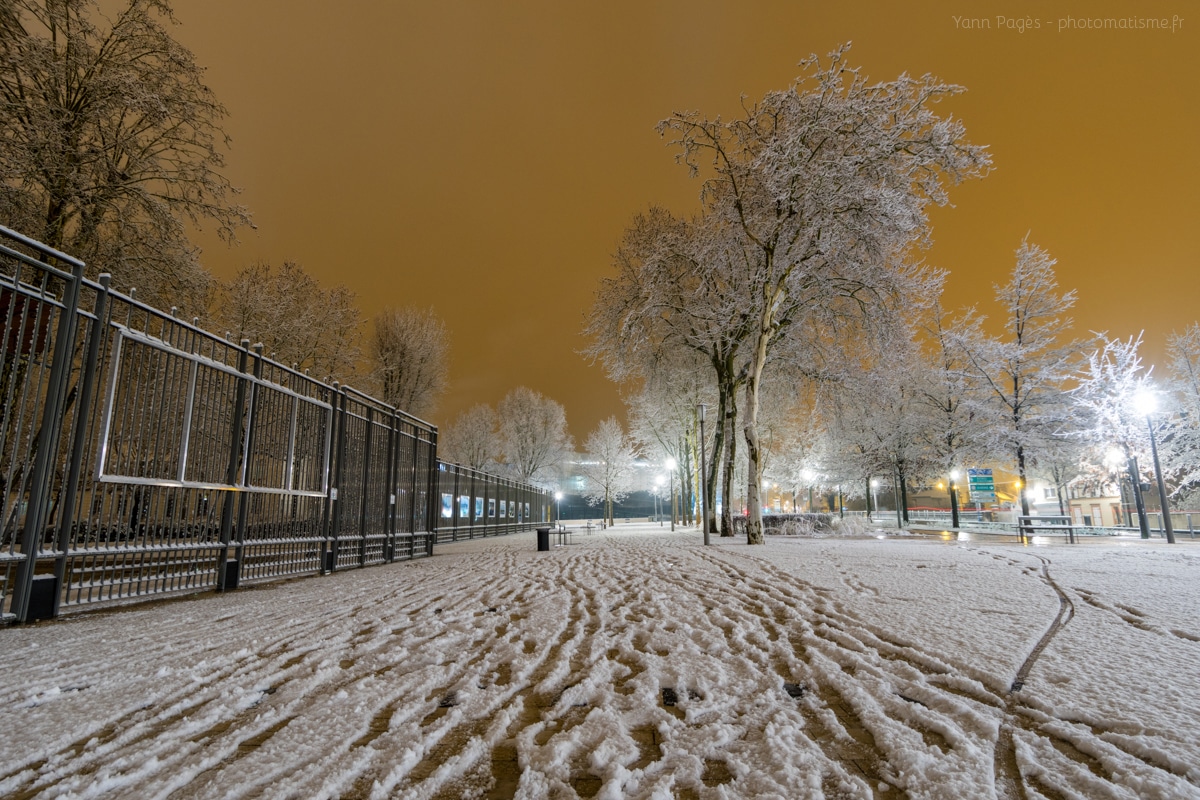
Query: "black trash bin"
536 527 551 551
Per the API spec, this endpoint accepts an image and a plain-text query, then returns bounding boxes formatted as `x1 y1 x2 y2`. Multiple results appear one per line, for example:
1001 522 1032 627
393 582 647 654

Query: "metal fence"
0 225 549 623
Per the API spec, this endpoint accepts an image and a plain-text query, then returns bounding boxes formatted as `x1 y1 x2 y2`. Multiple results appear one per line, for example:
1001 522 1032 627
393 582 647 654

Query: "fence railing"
1 225 549 623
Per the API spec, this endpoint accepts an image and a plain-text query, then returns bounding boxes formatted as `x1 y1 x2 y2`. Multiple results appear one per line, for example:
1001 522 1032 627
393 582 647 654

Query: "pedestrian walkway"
2 525 1196 798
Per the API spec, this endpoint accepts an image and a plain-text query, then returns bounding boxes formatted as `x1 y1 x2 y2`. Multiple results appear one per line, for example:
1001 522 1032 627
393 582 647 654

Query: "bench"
1017 515 1076 543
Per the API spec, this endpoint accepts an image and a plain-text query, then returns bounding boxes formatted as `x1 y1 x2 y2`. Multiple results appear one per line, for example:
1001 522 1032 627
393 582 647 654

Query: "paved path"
2 525 1198 799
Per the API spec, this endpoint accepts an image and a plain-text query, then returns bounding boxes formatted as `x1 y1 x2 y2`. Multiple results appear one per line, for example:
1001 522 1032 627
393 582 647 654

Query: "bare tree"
655 45 990 543
496 387 573 487
368 306 448 418
0 0 251 312
440 404 498 471
211 260 361 383
579 417 637 526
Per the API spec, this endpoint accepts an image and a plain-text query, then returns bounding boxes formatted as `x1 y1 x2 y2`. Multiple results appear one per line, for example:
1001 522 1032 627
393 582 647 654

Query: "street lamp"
665 456 677 532
655 475 664 526
554 491 562 526
869 479 879 520
1134 391 1176 543
949 469 961 529
698 403 709 545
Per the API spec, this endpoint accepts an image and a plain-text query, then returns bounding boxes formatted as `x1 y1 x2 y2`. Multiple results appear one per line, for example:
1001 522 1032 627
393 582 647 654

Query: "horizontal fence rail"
0 225 550 623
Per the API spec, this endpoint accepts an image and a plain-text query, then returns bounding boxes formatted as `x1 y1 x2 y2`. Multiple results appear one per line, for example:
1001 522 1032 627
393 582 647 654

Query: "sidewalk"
2 525 1197 798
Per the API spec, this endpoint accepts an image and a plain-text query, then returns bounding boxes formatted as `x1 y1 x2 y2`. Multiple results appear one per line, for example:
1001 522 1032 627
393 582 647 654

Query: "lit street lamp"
869 479 879 520
554 491 562 526
1134 391 1176 544
665 456 677 532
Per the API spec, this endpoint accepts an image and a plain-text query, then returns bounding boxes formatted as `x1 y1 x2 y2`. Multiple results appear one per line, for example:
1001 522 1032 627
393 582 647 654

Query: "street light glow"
665 456 677 470
1133 390 1158 416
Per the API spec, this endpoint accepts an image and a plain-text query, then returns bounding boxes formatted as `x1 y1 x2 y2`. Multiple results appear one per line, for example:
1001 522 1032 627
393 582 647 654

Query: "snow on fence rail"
0 225 549 623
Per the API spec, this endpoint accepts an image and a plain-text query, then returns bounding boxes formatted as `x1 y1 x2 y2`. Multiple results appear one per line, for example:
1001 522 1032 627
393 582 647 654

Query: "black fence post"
326 385 348 573
358 406 373 566
50 274 111 616
426 429 438 556
217 340 251 592
13 256 85 623
385 412 397 562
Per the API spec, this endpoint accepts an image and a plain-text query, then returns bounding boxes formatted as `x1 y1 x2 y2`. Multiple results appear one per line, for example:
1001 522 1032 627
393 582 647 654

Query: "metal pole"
13 256 86 622
698 404 708 545
1128 455 1151 539
893 464 903 529
949 475 960 529
670 470 675 531
217 340 251 591
51 274 111 616
1145 415 1176 544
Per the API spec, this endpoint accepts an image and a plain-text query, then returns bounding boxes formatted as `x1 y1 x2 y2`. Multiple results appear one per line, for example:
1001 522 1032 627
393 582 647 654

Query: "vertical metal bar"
358 406 373 566
177 358 199 483
385 413 397 562
451 465 460 542
284 395 298 494
50 274 111 616
13 257 85 623
217 340 250 592
427 428 438 555
233 344 264 573
327 386 348 572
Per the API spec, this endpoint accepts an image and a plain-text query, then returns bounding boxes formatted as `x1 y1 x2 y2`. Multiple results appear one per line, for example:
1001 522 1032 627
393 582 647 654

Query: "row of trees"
1 1 452 418
584 46 1200 540
580 230 1200 537
438 388 574 488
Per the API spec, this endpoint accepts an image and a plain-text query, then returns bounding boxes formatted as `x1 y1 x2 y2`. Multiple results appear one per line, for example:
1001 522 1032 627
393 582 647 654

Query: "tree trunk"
1017 445 1031 520
743 326 771 545
720 373 738 537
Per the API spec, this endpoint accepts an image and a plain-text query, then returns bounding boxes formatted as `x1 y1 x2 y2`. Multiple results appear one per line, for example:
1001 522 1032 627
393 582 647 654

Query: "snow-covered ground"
2 524 1199 800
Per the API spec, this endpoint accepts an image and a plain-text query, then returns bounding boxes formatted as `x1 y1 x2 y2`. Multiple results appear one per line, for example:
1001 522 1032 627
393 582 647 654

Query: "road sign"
967 468 996 502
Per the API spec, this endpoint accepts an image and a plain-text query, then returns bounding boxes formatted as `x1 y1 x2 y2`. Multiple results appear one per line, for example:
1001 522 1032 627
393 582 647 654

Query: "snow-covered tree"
439 404 498 472
579 417 637 526
916 304 989 480
957 237 1080 520
1070 333 1154 532
496 387 573 488
211 260 360 383
0 0 251 312
656 45 990 543
368 306 449 417
584 208 749 537
1164 324 1200 493
624 362 707 528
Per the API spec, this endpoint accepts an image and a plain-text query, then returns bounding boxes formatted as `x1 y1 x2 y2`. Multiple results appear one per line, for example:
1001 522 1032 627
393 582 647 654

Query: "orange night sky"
169 0 1197 441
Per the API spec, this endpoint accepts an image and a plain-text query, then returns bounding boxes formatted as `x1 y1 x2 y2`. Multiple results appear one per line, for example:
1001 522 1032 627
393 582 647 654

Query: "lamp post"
1134 391 1176 544
666 457 677 532
870 479 879 521
949 469 961 529
554 491 562 526
655 476 664 525
698 404 709 546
